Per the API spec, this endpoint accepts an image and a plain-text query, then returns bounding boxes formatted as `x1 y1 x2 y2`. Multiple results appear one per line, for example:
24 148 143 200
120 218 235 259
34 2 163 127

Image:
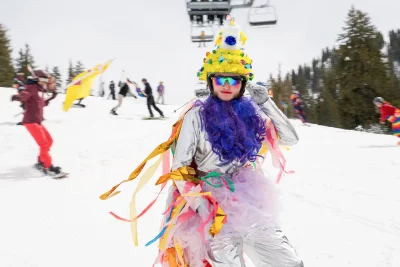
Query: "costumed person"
100 18 303 267
373 97 400 145
110 78 137 116
108 80 116 100
10 70 65 177
157 81 165 104
290 90 308 125
142 78 164 118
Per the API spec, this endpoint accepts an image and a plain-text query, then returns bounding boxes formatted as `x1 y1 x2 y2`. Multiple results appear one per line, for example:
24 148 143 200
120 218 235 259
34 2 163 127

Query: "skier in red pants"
11 70 63 177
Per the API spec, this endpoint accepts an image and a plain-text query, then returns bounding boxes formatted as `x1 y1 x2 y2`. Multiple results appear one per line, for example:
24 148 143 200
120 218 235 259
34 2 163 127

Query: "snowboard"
34 164 69 179
142 116 169 120
62 102 86 108
50 172 69 179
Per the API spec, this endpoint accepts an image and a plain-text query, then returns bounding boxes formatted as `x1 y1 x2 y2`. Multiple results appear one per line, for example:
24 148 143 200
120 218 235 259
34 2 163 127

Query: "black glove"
11 95 20 102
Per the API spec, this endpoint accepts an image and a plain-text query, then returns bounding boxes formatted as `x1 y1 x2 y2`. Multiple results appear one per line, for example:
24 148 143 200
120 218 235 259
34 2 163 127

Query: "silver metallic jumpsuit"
171 90 303 267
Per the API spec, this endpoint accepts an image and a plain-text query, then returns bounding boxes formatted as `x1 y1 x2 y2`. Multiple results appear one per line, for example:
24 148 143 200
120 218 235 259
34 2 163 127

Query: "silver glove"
246 82 269 105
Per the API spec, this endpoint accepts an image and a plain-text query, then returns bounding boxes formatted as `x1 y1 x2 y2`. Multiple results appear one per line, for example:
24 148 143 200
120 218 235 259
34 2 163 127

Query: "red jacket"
380 103 397 122
12 82 57 124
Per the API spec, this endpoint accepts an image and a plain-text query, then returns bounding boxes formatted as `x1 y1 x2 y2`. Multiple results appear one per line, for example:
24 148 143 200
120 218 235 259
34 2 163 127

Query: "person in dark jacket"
108 81 116 100
142 78 164 118
110 78 137 115
11 70 62 176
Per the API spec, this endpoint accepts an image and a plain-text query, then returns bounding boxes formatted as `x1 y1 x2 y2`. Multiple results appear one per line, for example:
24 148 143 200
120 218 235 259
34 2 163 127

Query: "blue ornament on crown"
225 36 237 46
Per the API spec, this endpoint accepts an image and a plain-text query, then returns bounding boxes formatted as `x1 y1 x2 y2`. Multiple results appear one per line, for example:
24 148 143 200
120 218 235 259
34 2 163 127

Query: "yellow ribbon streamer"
130 153 164 246
155 166 198 185
99 119 184 200
158 196 187 250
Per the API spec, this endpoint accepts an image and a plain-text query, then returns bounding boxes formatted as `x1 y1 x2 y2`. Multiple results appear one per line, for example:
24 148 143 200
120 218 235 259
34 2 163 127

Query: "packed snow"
0 87 399 267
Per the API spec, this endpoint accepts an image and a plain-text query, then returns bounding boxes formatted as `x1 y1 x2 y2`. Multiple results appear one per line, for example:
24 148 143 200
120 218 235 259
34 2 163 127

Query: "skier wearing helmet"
373 97 400 145
290 90 308 125
11 70 66 178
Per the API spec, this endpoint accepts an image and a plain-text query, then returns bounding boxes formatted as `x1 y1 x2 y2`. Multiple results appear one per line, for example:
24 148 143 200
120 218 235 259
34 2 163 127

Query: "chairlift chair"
187 0 231 16
187 1 231 43
248 2 277 27
194 81 209 97
229 0 254 8
186 0 278 43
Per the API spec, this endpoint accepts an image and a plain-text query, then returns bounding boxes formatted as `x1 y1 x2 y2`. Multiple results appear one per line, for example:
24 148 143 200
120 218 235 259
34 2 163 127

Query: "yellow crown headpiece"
197 17 254 81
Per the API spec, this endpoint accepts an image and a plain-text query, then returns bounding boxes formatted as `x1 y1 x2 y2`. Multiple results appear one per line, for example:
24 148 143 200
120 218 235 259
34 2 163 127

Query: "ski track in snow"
0 87 399 267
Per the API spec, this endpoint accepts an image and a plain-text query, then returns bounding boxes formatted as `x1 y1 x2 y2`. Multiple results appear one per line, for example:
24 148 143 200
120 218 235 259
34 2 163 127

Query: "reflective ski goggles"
212 76 244 86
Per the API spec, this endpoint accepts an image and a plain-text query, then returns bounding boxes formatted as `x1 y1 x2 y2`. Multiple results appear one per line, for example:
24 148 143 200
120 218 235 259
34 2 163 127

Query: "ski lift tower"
186 0 278 43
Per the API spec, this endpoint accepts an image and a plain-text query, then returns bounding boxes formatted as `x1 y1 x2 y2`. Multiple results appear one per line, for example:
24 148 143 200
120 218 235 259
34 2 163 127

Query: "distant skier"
199 30 206 48
373 97 400 145
108 81 116 100
281 100 288 116
290 90 308 124
156 81 165 104
10 70 65 178
110 78 137 116
141 78 164 118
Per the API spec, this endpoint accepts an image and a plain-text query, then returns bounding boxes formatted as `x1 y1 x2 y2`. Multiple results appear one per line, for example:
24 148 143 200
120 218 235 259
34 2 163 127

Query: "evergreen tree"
269 74 295 118
269 8 400 131
74 60 85 75
0 24 14 87
66 60 75 85
24 43 36 69
295 66 308 96
282 74 295 118
336 6 389 129
387 30 400 105
319 67 341 127
51 66 63 92
388 30 400 64
291 70 296 86
311 59 321 93
15 43 36 77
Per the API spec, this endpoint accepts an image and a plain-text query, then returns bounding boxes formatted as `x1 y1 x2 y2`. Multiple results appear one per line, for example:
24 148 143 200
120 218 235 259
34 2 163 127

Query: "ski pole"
173 98 196 113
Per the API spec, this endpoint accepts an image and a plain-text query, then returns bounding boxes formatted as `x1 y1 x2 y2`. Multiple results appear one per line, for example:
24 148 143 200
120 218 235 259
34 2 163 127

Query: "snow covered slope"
0 87 399 267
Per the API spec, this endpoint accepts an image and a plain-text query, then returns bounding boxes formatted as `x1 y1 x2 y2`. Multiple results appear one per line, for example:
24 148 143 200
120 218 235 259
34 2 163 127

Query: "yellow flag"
63 59 113 111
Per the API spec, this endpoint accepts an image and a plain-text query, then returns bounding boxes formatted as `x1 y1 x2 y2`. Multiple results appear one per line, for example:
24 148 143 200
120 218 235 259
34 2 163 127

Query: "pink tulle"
160 167 280 267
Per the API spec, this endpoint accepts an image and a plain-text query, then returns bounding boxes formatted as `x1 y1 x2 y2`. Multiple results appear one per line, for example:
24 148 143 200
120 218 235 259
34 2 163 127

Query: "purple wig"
195 96 267 164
